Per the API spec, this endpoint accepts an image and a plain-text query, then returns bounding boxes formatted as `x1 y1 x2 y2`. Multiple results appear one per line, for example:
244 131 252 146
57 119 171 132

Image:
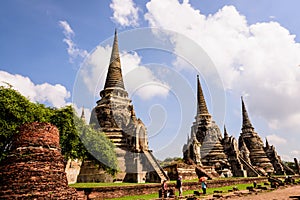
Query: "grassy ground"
70 176 299 199
69 182 159 188
70 177 259 188
107 182 257 200
69 177 261 188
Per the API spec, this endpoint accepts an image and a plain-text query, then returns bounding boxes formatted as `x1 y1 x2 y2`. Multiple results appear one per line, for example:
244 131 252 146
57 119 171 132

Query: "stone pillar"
294 158 300 174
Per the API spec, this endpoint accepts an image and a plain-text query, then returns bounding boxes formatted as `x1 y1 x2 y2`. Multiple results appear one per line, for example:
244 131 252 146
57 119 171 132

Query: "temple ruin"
183 75 231 177
77 30 295 182
183 76 294 177
78 30 168 183
0 122 78 199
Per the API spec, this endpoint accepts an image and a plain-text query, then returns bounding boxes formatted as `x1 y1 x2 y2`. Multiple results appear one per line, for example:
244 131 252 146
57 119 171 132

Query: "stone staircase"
109 148 169 183
239 155 262 177
195 165 218 179
77 160 114 182
143 150 168 182
104 130 128 148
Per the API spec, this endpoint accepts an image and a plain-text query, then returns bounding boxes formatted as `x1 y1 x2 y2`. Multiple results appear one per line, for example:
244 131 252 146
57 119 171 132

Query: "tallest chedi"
87 30 168 183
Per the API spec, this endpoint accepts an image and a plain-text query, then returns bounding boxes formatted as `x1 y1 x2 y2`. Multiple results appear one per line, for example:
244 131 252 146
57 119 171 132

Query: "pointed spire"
80 106 86 122
104 29 125 90
197 75 209 115
265 138 270 149
241 96 254 130
224 125 229 139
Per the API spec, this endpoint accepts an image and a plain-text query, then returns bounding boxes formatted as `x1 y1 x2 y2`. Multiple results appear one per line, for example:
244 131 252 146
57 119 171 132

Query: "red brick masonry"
0 122 78 199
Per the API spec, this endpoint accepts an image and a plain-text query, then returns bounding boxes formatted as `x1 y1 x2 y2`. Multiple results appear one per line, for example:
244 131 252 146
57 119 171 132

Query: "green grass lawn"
69 182 159 188
107 182 258 200
69 177 260 188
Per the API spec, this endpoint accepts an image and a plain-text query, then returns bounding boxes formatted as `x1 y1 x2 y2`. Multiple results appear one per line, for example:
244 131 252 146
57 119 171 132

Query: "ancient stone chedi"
183 75 232 176
87 30 167 183
238 97 293 175
183 76 292 177
238 97 274 174
0 122 78 199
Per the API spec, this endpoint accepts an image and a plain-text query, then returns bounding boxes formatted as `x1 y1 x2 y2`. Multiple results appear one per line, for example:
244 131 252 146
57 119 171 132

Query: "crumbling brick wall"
0 122 79 199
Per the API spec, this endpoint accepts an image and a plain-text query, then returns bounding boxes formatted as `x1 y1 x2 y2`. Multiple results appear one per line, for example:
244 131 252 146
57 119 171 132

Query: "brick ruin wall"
0 122 79 199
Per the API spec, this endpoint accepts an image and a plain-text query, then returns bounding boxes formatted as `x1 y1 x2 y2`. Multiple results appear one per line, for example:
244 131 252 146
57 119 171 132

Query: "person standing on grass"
162 179 168 198
201 180 207 194
176 175 183 196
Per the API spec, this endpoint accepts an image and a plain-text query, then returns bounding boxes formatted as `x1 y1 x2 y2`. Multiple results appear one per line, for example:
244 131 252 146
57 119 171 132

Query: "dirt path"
215 185 300 200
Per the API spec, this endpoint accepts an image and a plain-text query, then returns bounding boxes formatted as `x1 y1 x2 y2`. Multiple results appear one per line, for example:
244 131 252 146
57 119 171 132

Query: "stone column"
294 158 300 174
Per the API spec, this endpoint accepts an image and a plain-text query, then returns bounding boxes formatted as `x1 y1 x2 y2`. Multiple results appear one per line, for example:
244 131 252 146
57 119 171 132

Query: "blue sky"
1 0 300 161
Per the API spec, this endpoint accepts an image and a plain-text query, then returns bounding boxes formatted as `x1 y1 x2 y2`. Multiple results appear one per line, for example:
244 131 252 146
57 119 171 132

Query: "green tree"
76 118 118 174
0 86 118 175
0 85 39 158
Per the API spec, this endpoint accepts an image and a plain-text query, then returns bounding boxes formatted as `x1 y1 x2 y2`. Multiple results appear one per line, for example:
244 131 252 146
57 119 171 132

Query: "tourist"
199 177 207 195
176 175 183 196
253 180 257 188
162 179 168 198
201 180 207 194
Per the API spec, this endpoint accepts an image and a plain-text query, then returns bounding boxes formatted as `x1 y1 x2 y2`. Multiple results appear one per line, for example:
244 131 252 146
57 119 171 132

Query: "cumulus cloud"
80 45 170 100
124 64 170 100
144 0 300 133
110 0 139 27
0 71 70 108
59 20 88 63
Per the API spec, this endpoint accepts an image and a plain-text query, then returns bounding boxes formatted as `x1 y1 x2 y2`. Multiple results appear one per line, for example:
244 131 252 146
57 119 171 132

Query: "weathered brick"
0 122 81 199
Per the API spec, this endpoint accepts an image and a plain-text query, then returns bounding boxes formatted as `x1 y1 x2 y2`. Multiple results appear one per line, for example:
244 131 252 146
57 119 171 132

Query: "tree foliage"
0 85 40 157
0 86 118 174
75 118 118 174
159 156 184 167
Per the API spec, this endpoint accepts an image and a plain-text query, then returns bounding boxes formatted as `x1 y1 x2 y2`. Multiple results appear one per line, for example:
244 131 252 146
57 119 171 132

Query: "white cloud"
80 45 170 100
124 65 170 100
59 20 88 63
144 0 300 136
266 134 287 146
59 20 74 37
110 0 139 27
0 71 70 108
